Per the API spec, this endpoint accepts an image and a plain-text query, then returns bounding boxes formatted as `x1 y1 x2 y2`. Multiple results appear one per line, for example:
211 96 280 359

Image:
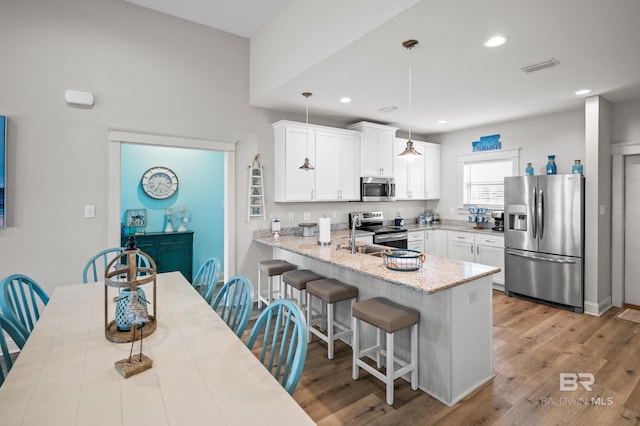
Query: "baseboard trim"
584 296 613 316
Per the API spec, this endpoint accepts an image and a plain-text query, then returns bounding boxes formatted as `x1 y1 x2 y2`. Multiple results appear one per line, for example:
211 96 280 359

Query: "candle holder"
177 205 192 232
164 208 174 233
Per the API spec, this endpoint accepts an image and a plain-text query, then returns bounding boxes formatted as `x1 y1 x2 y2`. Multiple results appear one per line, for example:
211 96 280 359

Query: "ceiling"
126 0 640 135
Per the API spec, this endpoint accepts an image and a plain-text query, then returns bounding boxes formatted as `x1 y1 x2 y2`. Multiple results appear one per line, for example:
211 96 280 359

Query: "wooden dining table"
0 272 314 425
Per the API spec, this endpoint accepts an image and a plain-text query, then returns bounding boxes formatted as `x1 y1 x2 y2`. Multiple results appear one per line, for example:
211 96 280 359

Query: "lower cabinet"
408 230 425 252
434 230 448 257
424 230 436 255
121 231 194 282
447 231 504 288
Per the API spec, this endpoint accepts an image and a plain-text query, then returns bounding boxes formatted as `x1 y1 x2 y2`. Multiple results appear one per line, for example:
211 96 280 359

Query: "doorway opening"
108 128 237 281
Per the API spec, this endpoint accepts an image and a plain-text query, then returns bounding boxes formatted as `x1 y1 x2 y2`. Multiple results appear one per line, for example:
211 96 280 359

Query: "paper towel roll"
318 217 331 243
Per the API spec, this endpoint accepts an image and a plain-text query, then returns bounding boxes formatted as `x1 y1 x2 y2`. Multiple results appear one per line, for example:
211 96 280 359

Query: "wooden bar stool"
352 297 419 405
257 260 297 309
282 269 325 313
306 278 358 359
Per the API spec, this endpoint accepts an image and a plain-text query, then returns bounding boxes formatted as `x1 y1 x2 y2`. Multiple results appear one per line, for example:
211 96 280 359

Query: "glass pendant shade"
399 139 422 160
299 157 314 170
299 92 314 170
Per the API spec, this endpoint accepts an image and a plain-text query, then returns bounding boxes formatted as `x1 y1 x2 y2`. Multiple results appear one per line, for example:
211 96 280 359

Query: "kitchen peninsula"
255 231 500 406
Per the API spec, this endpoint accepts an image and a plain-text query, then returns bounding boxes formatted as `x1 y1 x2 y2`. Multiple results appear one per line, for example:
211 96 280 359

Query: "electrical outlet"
84 205 96 218
288 212 295 221
303 212 311 221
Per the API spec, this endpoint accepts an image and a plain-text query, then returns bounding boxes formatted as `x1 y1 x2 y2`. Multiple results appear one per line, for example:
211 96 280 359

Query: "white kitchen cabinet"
423 142 441 200
434 229 448 257
393 138 425 200
448 231 475 262
424 230 436 255
315 129 361 201
448 231 505 288
348 121 397 177
273 123 316 201
272 120 360 202
408 230 425 252
474 234 505 287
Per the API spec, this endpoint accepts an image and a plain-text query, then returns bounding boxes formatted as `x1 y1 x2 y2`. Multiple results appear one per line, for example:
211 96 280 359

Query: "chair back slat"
0 313 27 386
193 258 219 304
211 275 254 337
0 274 49 340
83 247 152 284
247 299 308 395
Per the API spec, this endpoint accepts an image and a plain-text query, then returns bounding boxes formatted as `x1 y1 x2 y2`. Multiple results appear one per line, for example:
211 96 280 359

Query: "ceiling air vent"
521 58 560 74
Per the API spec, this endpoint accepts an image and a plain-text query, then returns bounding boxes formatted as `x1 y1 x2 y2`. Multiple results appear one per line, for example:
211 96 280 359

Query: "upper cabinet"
423 142 441 200
348 121 398 177
272 120 361 202
394 138 441 200
394 138 425 200
315 129 361 201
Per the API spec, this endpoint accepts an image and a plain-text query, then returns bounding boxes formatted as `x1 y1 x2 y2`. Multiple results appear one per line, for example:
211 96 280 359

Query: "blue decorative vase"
116 287 147 331
546 155 557 175
525 163 534 176
572 160 583 175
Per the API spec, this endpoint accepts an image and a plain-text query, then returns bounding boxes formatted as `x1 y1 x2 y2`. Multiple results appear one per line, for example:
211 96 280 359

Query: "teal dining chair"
211 275 254 337
192 257 219 305
83 247 151 283
246 299 308 395
0 274 49 340
0 313 27 386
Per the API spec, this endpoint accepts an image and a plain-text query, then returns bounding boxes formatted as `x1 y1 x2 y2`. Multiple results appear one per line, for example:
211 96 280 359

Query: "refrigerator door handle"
506 250 576 264
538 189 544 240
532 188 537 239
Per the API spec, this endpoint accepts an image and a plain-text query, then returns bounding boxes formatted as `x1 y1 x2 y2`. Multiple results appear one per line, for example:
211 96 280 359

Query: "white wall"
427 108 585 220
612 99 640 143
0 0 272 291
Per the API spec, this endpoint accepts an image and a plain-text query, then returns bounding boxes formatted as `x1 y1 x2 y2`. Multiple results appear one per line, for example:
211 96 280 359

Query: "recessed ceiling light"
483 35 507 48
340 97 351 103
438 120 448 124
575 89 592 95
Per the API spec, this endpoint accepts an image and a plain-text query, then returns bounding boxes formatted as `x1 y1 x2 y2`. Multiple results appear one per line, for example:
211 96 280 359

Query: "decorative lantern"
104 237 157 343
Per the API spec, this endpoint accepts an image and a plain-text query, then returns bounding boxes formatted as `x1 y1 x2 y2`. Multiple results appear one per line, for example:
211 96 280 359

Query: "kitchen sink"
336 243 387 255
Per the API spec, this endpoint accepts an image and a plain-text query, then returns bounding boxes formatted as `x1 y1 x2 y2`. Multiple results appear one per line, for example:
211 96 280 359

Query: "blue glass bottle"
572 160 583 175
525 163 534 176
546 155 557 175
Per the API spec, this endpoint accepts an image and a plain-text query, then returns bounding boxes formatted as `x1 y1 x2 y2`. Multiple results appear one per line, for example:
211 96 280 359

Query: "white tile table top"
0 272 314 426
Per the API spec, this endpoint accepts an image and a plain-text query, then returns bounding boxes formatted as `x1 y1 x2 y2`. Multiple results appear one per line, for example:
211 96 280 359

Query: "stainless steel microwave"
360 176 396 202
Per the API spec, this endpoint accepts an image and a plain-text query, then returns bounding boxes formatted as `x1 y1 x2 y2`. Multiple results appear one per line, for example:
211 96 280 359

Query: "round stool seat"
307 278 358 304
258 259 297 276
283 269 325 291
353 297 419 333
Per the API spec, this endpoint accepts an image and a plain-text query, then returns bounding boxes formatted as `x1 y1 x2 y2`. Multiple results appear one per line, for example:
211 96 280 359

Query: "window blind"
463 159 513 206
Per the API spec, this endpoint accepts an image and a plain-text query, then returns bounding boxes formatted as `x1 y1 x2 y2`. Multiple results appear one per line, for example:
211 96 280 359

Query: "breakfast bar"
255 232 500 406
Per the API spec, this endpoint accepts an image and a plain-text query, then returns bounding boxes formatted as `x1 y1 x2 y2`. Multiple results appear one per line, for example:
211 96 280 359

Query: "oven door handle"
374 232 408 243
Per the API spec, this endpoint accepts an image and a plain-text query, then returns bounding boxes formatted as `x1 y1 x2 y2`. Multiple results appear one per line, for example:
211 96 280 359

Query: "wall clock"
141 166 179 200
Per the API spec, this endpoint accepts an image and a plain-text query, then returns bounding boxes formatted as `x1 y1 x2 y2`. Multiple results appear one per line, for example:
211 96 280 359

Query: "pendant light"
398 39 422 160
299 92 315 170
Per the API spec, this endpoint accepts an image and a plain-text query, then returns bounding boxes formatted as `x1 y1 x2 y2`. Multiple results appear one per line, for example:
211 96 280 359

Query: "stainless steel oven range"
349 211 408 249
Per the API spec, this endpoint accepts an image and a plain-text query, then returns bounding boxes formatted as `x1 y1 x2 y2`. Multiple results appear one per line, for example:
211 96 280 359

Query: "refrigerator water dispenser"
508 204 527 231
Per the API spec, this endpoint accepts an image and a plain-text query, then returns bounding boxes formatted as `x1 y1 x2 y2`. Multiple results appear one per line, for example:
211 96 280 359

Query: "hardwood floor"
244 291 640 425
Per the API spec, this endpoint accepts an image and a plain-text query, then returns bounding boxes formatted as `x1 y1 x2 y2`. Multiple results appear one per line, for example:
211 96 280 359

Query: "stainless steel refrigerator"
504 174 585 312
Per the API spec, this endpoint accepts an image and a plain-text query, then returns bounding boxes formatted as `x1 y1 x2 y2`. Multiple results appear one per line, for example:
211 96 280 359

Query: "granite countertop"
254 230 500 295
403 223 505 236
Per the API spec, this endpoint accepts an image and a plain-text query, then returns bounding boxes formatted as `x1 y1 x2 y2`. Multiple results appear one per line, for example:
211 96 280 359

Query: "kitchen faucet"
350 214 361 254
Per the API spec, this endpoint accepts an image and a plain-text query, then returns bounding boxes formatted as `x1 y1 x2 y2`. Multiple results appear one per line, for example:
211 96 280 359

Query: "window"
458 149 519 209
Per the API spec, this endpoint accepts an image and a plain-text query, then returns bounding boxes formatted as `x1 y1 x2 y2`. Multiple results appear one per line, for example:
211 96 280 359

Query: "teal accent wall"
121 144 224 277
